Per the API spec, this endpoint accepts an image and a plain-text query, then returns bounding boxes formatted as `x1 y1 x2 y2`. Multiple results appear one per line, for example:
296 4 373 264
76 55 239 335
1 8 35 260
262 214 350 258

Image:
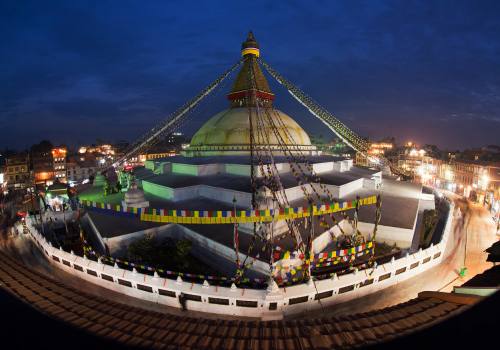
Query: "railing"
22 199 455 320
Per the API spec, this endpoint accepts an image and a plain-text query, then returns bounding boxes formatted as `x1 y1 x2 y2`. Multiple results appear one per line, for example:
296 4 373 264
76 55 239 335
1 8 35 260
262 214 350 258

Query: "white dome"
185 107 316 156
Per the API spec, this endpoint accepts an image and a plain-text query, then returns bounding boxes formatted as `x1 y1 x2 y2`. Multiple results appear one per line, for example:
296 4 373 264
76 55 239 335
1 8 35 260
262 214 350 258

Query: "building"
447 160 500 205
483 164 500 217
5 153 30 189
419 156 500 216
32 148 54 186
52 147 67 183
0 154 5 192
78 144 116 167
355 141 394 167
390 142 436 181
66 156 98 183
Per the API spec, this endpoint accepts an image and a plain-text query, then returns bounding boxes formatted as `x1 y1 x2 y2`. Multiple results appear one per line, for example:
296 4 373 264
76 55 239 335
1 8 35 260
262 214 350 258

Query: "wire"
112 59 243 168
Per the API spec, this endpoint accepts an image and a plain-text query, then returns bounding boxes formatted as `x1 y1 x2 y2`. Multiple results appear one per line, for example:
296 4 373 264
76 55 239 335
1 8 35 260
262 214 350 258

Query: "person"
178 292 186 311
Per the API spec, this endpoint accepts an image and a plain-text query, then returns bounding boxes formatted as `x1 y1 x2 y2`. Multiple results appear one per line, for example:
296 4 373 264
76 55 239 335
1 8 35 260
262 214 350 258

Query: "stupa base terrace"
78 155 436 280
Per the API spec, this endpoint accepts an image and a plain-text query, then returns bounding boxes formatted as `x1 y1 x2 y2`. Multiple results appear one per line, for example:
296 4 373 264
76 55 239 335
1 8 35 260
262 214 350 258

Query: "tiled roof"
0 249 481 350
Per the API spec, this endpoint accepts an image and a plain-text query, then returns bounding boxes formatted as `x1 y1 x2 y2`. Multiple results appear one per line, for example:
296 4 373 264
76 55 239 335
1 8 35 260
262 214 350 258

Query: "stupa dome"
185 107 316 156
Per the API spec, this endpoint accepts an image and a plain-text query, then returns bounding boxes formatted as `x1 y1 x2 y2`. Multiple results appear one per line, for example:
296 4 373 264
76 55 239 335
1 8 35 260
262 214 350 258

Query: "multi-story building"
0 172 5 192
483 164 500 216
356 141 394 167
32 148 54 186
66 156 98 183
5 153 30 189
52 147 67 183
0 155 5 192
78 144 116 168
390 142 437 181
448 160 499 204
429 158 499 215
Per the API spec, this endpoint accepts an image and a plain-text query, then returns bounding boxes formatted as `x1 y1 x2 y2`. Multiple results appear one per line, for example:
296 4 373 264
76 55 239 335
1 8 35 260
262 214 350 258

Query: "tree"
128 234 156 262
176 239 192 258
103 178 110 196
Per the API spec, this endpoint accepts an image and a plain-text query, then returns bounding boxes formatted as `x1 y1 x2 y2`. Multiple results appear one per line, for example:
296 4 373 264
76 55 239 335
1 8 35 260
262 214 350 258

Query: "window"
395 267 406 275
236 300 258 308
62 259 71 267
339 285 355 294
433 252 441 259
423 257 431 264
359 279 374 287
315 290 333 300
137 284 153 293
118 279 132 287
102 274 114 282
378 273 391 281
410 262 419 269
182 293 201 302
289 296 309 305
52 256 60 262
87 269 98 277
208 297 229 305
269 302 277 310
74 265 84 272
158 289 176 298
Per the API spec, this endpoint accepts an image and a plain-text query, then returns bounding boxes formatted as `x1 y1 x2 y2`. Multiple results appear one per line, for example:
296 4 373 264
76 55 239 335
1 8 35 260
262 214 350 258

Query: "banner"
273 240 373 262
312 247 374 268
82 195 377 225
82 241 266 285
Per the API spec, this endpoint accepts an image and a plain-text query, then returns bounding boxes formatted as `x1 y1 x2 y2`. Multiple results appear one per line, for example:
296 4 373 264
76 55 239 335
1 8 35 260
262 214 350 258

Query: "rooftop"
0 248 487 349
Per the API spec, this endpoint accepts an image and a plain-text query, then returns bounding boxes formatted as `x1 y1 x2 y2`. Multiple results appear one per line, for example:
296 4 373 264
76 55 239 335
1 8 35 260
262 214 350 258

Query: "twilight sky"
1 0 499 151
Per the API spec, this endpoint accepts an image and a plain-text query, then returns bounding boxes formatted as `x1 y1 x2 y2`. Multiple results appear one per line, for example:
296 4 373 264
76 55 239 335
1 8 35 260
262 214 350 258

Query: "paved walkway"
439 196 498 292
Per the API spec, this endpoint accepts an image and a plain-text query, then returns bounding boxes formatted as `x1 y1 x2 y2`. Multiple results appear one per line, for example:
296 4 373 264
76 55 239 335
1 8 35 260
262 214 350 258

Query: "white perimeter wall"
23 199 455 320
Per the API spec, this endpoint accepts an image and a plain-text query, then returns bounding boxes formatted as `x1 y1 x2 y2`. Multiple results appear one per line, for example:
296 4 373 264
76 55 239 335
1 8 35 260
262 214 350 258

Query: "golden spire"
241 31 260 57
227 32 274 107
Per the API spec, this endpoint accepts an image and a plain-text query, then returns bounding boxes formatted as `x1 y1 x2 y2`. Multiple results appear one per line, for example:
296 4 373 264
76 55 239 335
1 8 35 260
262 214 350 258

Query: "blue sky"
1 0 499 150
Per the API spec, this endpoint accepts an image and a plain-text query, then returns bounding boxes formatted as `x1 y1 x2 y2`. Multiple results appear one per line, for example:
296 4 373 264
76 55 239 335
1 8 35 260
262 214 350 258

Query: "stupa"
122 181 149 209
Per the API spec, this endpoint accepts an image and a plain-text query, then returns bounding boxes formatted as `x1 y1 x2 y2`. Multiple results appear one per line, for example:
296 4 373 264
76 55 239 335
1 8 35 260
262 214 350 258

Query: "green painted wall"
145 160 155 171
172 163 198 176
225 164 250 176
142 180 175 199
